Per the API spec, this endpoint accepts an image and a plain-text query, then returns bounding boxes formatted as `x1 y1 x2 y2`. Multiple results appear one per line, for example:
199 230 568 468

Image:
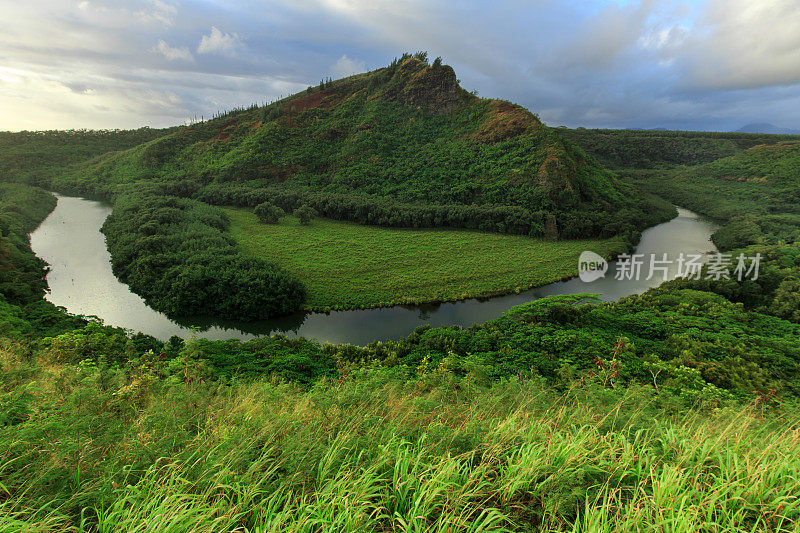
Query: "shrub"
295 205 317 225
253 202 284 224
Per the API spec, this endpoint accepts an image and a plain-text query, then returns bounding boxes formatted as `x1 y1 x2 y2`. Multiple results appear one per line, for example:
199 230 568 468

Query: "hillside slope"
637 141 800 249
53 54 670 241
0 128 171 184
558 128 800 170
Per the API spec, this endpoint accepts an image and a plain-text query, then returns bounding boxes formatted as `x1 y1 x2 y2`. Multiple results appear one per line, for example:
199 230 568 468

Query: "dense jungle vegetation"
101 194 306 320
640 142 800 248
570 128 800 327
637 143 800 326
559 128 800 170
0 128 170 184
2 175 800 529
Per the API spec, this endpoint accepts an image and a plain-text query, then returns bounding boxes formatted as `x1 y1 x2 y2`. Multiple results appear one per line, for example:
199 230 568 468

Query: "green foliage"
101 193 306 320
186 336 334 382
1 356 799 531
630 142 800 250
42 321 138 365
294 204 317 225
0 128 170 186
662 244 800 322
226 207 627 309
70 289 792 400
559 128 800 170
362 290 800 397
252 201 284 224
0 183 56 305
612 137 800 326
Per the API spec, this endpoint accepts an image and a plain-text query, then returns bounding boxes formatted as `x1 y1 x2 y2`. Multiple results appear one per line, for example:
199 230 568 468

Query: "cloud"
0 2 307 130
329 55 365 78
559 0 656 70
197 27 242 56
135 0 178 26
2 0 800 132
0 65 188 130
683 0 800 90
152 40 193 61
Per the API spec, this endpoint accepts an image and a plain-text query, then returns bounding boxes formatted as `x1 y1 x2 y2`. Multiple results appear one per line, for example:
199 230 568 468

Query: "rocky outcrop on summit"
396 61 472 114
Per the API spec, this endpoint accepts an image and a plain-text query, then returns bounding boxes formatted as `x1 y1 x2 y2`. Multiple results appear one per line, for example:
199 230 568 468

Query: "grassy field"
3 354 799 532
225 208 627 310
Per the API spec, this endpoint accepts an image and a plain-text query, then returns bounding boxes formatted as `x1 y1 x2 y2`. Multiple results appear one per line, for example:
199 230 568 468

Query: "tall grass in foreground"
1 356 799 532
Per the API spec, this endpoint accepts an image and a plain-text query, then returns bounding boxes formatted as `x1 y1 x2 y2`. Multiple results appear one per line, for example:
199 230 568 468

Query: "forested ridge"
0 128 171 184
558 127 800 170
565 127 800 327
624 141 800 251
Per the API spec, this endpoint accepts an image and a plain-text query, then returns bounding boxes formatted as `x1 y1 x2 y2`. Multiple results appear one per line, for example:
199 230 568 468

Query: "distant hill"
735 123 800 135
558 128 800 170
692 140 800 184
49 53 670 241
651 140 800 248
0 128 171 184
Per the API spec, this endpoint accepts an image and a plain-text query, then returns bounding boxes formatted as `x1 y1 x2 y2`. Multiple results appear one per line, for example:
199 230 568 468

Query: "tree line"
558 128 800 170
195 183 675 245
101 193 306 320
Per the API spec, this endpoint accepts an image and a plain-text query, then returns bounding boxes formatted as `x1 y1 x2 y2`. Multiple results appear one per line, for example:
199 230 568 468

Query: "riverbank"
30 196 717 344
224 207 629 311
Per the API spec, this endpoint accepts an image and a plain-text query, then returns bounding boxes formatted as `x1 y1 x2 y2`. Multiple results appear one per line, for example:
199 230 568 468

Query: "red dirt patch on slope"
209 121 238 142
287 91 340 113
472 100 538 143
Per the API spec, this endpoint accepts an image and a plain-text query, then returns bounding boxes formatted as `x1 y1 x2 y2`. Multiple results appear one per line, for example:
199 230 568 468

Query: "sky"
1 0 799 132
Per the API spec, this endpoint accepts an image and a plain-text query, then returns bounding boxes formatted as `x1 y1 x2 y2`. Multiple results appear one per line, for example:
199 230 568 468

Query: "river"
29 196 718 345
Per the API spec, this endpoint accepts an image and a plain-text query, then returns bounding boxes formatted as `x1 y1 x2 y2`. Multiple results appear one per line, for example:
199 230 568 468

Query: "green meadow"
225 208 627 310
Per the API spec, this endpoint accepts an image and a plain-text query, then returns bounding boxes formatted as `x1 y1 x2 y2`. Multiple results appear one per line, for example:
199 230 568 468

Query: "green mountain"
7 54 681 321
694 140 800 185
52 54 669 241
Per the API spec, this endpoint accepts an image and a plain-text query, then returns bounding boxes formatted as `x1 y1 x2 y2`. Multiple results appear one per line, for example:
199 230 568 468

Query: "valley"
1 52 799 532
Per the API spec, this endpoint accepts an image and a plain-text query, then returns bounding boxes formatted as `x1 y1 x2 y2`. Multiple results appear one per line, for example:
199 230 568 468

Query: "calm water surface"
30 196 718 344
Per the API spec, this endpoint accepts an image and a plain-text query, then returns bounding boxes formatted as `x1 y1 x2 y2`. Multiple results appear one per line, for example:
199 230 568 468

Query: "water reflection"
30 197 718 345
